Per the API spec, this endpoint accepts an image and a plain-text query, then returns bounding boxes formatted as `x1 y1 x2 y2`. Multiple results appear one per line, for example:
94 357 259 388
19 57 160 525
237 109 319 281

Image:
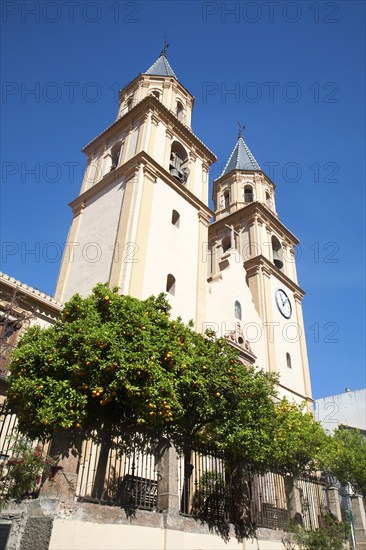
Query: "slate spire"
220 131 261 177
145 39 176 77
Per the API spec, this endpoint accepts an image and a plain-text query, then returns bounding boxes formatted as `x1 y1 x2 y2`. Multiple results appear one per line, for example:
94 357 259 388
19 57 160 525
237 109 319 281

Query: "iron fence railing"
297 474 330 530
178 444 231 520
176 439 333 532
250 472 289 530
0 403 348 532
0 402 50 500
75 435 158 510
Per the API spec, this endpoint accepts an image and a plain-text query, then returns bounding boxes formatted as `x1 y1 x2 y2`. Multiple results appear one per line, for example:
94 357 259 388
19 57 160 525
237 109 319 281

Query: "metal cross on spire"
237 121 245 138
161 36 169 57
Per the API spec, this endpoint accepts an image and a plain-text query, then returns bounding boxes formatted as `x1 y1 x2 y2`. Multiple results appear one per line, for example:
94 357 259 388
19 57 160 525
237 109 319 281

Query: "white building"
315 388 366 434
54 49 312 408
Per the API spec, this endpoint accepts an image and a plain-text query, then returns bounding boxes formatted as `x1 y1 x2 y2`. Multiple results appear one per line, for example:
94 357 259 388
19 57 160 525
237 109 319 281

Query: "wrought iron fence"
0 404 341 532
0 401 50 500
178 443 232 520
0 402 17 462
75 435 158 511
297 474 330 530
176 439 333 532
250 472 289 530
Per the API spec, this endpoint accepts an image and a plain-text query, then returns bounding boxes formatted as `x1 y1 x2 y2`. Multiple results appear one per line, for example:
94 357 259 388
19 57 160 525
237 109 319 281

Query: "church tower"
55 50 312 407
208 129 312 407
54 47 216 328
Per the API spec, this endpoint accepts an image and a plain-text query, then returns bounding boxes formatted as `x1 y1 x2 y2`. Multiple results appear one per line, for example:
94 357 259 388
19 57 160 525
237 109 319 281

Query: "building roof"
0 272 62 308
145 52 176 77
220 135 261 177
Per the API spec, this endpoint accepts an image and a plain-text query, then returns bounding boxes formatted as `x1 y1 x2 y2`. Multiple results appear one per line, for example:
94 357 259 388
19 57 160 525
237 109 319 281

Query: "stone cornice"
0 272 62 312
276 381 313 404
70 151 213 221
213 169 276 190
118 72 195 104
244 255 305 298
82 96 216 165
211 201 299 246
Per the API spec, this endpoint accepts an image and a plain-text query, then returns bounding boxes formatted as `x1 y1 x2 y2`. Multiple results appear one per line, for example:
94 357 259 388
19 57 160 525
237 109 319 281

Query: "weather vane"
161 36 169 57
237 121 245 138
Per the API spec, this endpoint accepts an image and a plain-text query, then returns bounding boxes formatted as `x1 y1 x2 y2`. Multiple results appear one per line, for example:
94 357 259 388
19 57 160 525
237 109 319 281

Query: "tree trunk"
180 445 193 514
91 420 112 501
231 461 252 526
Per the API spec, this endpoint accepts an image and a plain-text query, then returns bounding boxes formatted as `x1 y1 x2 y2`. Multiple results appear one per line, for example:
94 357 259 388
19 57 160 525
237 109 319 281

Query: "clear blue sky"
1 1 365 400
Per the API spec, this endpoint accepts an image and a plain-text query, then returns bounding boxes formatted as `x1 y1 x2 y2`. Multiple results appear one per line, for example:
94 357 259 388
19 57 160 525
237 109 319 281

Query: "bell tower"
55 46 216 327
208 129 312 407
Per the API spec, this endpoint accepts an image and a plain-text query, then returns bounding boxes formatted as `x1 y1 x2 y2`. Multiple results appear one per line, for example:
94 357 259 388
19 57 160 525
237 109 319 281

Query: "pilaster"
351 494 366 549
54 202 85 303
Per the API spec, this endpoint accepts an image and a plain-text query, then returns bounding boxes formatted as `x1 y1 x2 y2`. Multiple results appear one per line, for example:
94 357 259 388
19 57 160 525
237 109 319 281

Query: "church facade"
54 49 312 408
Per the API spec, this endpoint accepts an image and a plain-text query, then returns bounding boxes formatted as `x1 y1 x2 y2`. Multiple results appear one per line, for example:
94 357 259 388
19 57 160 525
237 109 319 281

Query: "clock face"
275 289 292 319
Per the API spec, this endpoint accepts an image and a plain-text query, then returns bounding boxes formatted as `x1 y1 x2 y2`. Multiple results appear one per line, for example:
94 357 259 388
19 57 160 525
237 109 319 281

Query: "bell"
273 250 283 270
170 167 179 178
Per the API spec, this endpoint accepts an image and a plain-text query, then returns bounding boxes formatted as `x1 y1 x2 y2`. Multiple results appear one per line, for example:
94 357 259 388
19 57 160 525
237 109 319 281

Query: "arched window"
126 96 133 111
176 100 185 122
286 352 292 369
224 190 230 209
110 142 122 171
266 191 273 209
171 209 180 227
234 300 242 320
222 235 231 253
169 141 189 184
166 274 176 295
271 236 283 270
244 186 254 203
151 90 160 100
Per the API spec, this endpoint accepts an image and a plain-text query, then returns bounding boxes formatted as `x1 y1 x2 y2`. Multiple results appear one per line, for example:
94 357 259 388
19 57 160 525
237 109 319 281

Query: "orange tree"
320 428 366 494
7 283 326 475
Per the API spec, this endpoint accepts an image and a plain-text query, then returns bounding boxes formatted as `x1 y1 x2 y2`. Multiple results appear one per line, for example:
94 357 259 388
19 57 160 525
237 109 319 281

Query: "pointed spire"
220 127 261 177
145 39 176 77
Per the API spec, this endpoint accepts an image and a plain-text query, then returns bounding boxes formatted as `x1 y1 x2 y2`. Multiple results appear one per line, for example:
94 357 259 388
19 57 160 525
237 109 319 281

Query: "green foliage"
7 284 327 475
289 513 350 550
0 438 59 509
198 471 226 495
268 399 327 476
321 427 366 494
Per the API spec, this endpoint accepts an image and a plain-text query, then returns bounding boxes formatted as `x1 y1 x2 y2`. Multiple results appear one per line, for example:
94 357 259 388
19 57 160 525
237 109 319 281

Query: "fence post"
155 438 179 513
41 429 82 501
351 493 366 549
327 485 342 521
285 476 303 524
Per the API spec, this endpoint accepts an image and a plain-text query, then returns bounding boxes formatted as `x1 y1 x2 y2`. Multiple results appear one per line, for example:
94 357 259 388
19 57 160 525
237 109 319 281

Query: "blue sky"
1 1 365 400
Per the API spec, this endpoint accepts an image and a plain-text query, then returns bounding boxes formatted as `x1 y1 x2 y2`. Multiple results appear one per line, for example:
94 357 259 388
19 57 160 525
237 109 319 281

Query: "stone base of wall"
0 499 58 550
1 498 295 550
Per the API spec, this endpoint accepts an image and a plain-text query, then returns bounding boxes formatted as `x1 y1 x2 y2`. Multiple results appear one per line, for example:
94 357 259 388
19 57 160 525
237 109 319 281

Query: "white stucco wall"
63 180 125 301
315 389 366 433
49 519 289 550
141 177 200 325
270 276 305 399
206 249 267 370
